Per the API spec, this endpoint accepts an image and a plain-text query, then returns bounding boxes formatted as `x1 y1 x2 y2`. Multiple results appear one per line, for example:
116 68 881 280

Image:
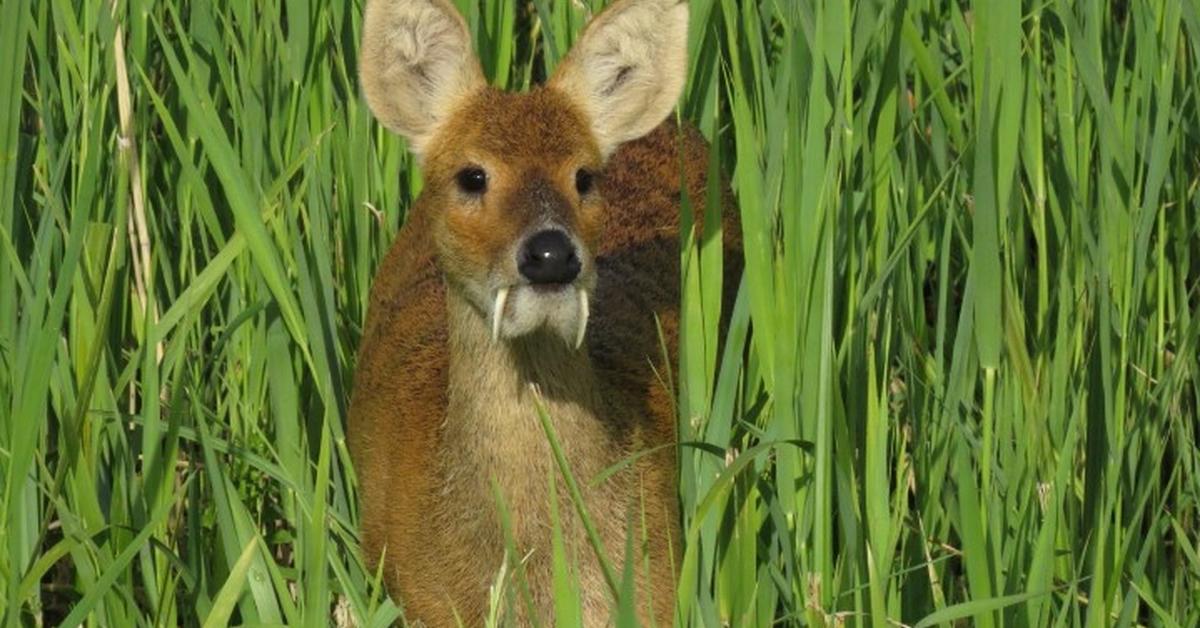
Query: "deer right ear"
359 0 485 158
549 0 689 159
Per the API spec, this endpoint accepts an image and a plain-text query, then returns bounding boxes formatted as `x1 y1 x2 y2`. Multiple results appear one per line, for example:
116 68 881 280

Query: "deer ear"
359 0 485 157
549 0 689 158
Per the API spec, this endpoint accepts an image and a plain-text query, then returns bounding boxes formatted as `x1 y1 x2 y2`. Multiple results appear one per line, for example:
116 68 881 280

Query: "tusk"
492 287 509 342
575 288 589 349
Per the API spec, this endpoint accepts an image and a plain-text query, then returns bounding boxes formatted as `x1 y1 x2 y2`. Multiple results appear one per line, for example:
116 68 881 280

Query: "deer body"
349 1 737 625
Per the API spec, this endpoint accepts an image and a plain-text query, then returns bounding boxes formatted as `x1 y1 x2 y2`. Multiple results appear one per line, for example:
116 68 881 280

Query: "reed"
1 0 1197 625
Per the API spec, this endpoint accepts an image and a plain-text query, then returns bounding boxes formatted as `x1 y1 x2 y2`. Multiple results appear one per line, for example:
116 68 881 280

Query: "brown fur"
350 1 739 625
420 88 607 293
350 105 740 625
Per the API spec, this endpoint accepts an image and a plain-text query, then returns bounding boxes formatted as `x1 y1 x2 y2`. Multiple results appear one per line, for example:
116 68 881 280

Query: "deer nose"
518 229 581 285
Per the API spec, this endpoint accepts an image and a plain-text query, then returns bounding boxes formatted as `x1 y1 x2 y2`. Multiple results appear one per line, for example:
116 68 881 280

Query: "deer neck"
440 286 617 510
437 286 640 621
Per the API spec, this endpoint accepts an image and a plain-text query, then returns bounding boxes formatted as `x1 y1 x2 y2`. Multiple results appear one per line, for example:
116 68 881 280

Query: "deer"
349 0 739 625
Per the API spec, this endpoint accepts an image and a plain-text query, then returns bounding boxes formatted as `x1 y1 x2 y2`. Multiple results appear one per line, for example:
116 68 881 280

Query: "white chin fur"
491 285 589 349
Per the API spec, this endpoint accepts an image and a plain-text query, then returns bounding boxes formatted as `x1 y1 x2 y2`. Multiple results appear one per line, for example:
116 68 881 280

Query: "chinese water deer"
349 0 739 625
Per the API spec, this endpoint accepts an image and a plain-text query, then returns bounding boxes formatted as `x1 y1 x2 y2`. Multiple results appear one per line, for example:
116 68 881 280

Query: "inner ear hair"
359 0 485 158
602 65 636 96
549 0 689 158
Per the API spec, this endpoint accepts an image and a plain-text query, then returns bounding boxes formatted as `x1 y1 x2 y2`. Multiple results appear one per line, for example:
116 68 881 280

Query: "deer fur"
350 0 740 625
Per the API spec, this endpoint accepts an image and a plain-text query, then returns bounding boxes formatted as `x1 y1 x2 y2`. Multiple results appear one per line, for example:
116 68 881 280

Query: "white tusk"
492 287 509 342
575 288 589 350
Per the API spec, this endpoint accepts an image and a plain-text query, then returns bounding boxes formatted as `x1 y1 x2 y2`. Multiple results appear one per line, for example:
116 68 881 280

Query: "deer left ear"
359 0 486 159
549 0 689 158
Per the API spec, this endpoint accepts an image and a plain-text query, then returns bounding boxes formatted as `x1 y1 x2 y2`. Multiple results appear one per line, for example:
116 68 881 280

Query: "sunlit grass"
1 0 1198 626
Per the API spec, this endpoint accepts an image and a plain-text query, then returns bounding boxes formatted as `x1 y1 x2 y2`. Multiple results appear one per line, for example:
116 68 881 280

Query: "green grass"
2 0 1199 625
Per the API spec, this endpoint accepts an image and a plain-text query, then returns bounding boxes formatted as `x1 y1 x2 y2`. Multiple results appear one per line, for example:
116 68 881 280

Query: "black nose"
518 229 581 285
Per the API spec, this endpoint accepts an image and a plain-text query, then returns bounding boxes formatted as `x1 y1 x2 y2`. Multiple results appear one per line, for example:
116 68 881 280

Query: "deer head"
359 0 689 349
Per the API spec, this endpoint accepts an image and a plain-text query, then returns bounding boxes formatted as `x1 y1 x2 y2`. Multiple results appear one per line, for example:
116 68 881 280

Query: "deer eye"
575 168 594 195
456 167 488 194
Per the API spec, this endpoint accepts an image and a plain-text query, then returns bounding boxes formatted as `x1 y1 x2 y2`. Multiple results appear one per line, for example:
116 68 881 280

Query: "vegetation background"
1 0 1198 625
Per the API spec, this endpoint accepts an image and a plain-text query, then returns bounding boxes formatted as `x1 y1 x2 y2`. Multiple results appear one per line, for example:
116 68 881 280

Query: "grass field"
2 0 1199 625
